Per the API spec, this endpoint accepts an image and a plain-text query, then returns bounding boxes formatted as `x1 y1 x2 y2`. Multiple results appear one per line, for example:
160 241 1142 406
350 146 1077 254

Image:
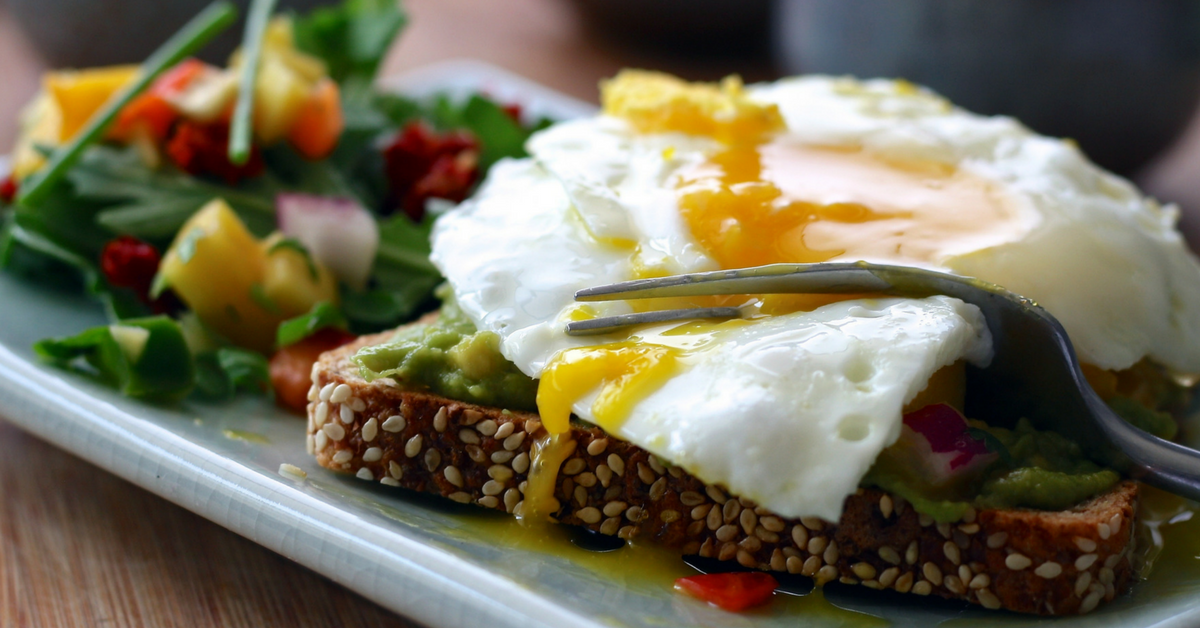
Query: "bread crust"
307 329 1138 616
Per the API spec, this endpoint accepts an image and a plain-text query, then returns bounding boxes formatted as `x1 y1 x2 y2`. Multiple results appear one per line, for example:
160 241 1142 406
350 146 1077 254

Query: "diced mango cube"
158 199 275 352
45 65 140 141
260 232 339 315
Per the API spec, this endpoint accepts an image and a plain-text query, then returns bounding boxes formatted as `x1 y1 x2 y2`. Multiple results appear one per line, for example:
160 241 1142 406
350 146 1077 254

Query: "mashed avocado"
866 417 1121 522
356 290 1141 521
352 286 538 410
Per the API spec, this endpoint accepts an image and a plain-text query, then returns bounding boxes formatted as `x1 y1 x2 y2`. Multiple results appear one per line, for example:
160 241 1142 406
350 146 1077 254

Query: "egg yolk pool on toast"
333 71 1200 615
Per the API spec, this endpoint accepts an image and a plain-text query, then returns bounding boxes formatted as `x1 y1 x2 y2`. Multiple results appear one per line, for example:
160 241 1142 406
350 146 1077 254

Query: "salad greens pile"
0 0 551 403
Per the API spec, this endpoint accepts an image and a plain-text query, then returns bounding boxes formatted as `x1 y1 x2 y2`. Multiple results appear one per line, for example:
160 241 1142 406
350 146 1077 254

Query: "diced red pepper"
0 175 17 204
166 120 264 185
269 327 357 413
674 572 778 612
112 59 210 142
382 121 480 220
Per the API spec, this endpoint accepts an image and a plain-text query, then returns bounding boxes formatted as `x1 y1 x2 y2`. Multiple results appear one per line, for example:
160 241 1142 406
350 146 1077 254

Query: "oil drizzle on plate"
221 429 270 444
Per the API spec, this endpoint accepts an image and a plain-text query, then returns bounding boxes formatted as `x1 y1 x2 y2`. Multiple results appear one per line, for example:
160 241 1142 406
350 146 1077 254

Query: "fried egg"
430 72 1200 520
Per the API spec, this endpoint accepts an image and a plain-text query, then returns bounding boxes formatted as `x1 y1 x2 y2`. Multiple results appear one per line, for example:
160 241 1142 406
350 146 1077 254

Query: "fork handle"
1083 387 1200 502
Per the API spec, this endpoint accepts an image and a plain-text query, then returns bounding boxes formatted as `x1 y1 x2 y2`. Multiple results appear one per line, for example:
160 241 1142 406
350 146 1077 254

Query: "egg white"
430 75 1200 519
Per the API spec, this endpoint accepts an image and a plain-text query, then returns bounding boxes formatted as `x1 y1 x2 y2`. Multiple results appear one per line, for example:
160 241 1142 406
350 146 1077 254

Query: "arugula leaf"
4 219 148 320
276 301 347 347
432 95 528 169
375 212 438 274
261 143 363 202
68 145 279 240
293 0 407 88
193 347 272 399
341 213 441 331
34 316 195 402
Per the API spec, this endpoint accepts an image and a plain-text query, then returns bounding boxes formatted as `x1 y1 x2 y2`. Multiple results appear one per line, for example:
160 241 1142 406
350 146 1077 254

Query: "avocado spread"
354 292 1163 522
866 417 1121 523
352 286 538 411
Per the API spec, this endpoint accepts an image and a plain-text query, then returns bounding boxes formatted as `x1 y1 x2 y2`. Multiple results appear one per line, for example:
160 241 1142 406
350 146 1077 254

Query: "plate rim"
3 59 1200 628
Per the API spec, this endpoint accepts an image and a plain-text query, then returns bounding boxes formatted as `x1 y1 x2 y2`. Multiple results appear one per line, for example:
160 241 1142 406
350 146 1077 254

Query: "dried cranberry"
502 103 523 124
382 121 480 220
100 236 161 302
402 151 479 219
0 175 17 204
166 121 264 185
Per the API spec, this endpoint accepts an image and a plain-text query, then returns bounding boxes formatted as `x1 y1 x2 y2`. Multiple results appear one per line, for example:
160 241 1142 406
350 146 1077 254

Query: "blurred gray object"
773 0 1200 174
569 0 771 55
9 0 329 68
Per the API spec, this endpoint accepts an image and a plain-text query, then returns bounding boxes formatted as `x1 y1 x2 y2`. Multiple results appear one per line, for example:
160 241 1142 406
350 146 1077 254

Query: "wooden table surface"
3 1 1200 626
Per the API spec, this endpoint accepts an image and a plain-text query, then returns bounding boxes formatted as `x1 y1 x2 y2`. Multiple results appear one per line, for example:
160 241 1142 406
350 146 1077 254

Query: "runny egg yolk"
675 142 1025 313
537 342 681 435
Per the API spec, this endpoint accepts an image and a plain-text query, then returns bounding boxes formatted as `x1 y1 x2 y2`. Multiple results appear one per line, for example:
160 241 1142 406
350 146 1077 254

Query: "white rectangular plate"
3 60 1200 628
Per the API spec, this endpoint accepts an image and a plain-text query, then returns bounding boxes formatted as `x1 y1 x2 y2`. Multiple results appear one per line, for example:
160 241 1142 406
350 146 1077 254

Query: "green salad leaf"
276 301 348 347
68 145 279 241
430 94 551 169
194 347 273 398
342 213 441 331
34 316 195 401
293 0 407 88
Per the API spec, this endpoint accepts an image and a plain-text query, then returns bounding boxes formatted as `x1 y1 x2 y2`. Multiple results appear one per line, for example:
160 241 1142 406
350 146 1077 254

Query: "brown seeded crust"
306 325 1138 616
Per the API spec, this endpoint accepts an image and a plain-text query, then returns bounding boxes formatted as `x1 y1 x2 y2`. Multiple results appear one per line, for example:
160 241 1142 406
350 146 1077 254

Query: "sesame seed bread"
306 326 1139 616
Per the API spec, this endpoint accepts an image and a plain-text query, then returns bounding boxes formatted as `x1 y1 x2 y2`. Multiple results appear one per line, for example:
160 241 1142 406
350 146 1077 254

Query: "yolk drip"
537 342 681 435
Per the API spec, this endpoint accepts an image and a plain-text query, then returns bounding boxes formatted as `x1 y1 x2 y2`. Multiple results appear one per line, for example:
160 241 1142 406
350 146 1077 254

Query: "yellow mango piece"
260 233 339 315
253 55 312 144
45 65 140 141
12 92 62 178
159 199 278 353
262 17 327 82
600 69 784 144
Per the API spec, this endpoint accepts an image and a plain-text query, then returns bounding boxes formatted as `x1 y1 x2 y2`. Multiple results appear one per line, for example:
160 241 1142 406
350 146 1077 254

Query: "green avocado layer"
865 418 1121 523
352 286 538 411
354 292 1164 522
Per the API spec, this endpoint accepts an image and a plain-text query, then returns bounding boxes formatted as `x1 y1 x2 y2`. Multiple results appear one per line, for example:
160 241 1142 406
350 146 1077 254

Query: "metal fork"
569 261 1200 502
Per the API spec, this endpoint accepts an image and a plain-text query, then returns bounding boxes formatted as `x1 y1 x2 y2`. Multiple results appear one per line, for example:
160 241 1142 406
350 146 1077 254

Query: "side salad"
0 0 549 410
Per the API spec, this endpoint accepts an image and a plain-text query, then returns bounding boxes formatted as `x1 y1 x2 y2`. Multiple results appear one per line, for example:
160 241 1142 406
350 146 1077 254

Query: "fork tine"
574 263 894 302
565 307 743 336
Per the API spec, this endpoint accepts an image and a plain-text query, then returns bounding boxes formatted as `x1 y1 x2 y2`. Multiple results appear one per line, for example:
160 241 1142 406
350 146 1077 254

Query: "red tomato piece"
502 103 523 124
111 58 210 142
0 174 17 204
166 120 264 185
112 94 177 141
270 328 357 413
100 235 161 299
674 572 778 612
150 58 208 97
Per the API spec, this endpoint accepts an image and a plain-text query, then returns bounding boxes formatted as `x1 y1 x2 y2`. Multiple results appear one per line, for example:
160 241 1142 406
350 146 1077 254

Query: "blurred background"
5 0 1200 624
6 0 1200 241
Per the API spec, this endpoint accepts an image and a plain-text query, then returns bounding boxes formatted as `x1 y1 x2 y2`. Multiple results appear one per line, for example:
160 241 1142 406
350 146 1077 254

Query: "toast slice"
306 327 1138 616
